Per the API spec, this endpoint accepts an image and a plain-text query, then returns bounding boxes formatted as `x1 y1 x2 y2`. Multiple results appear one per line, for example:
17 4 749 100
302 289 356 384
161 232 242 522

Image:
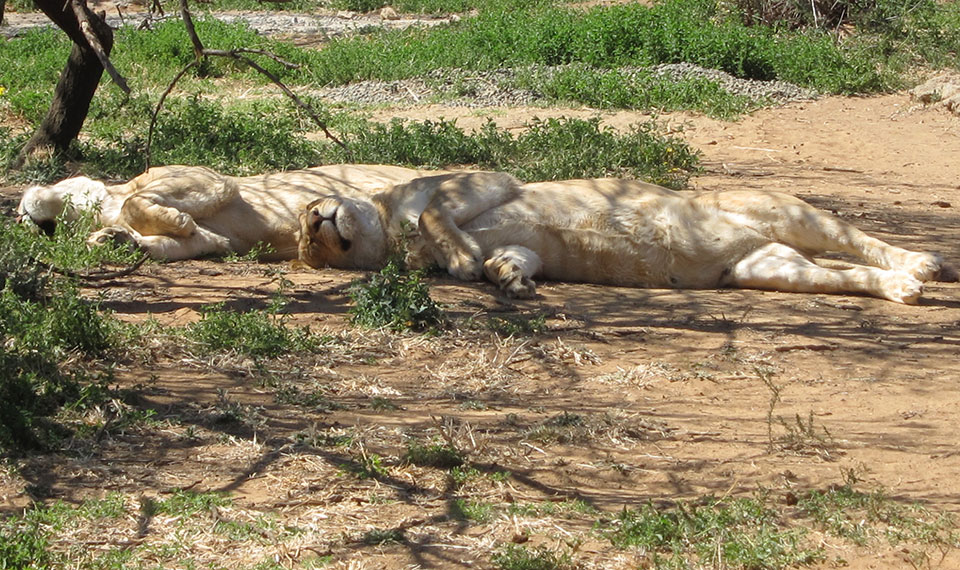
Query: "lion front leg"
482 245 543 298
88 225 232 261
414 172 520 281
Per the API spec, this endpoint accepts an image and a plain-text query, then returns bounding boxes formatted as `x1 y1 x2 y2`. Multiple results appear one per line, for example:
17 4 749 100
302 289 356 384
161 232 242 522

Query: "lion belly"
461 181 770 288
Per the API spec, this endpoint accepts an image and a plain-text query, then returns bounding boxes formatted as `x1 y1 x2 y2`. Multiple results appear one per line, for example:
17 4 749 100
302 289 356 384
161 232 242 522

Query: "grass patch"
797 483 960 549
0 214 140 453
330 116 700 188
602 495 821 569
404 439 464 468
492 544 573 570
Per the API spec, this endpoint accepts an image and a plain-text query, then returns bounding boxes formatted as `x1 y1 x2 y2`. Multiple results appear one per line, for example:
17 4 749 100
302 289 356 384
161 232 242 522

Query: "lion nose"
37 219 57 237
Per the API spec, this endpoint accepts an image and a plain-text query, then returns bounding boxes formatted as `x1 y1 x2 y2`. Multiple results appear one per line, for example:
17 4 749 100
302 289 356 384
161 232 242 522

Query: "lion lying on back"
16 164 438 261
298 172 950 304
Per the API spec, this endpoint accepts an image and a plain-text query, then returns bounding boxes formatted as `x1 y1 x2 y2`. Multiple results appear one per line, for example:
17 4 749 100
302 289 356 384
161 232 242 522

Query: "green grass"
404 439 464 468
329 116 700 188
0 214 140 453
492 544 573 570
601 495 821 569
797 484 960 549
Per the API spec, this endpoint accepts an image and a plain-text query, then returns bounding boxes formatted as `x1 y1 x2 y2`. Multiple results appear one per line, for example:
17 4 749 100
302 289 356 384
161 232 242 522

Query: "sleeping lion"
16 164 439 261
297 172 950 304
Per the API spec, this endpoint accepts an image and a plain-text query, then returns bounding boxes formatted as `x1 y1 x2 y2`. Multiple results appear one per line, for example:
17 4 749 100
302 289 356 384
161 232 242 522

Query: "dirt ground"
2 91 960 569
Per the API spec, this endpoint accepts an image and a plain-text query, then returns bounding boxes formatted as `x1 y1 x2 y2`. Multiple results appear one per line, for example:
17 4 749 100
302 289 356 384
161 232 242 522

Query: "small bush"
404 439 464 468
185 300 320 358
348 258 445 332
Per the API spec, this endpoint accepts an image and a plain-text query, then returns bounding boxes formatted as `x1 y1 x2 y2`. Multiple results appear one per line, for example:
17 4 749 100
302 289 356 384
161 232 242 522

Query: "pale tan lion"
17 164 437 260
297 172 950 304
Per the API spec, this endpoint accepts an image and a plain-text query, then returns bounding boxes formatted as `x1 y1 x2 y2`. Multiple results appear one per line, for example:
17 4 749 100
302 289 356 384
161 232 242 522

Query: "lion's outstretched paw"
880 271 924 304
900 251 942 282
447 251 484 281
502 275 537 299
87 226 139 249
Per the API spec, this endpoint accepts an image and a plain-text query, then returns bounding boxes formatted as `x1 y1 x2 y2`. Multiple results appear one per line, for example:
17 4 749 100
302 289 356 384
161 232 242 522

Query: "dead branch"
145 60 199 169
71 0 131 94
144 0 348 168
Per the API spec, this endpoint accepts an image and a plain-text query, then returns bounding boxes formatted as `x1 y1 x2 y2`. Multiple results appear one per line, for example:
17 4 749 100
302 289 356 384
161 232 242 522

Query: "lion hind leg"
119 171 239 238
121 193 198 237
709 191 944 282
729 242 924 304
133 227 233 261
482 245 543 299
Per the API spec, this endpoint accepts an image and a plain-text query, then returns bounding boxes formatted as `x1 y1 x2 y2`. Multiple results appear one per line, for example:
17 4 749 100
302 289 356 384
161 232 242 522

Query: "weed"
362 527 406 545
797 484 960 549
343 450 390 479
776 411 836 459
452 498 496 522
602 495 821 569
184 300 320 358
348 258 445 332
149 489 231 517
404 439 464 468
492 544 573 570
488 312 547 336
370 397 399 411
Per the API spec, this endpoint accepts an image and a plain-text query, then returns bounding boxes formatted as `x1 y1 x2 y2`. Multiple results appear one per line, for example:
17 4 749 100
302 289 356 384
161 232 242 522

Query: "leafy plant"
348 258 445 332
185 298 320 357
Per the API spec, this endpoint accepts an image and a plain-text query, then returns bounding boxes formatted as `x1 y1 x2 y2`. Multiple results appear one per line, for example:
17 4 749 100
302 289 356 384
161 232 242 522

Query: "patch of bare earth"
2 92 960 569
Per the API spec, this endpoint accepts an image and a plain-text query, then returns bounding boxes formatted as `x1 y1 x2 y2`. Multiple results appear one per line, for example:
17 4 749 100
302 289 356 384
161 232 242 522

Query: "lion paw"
880 271 924 305
447 251 484 281
87 226 139 249
899 251 942 282
502 274 537 299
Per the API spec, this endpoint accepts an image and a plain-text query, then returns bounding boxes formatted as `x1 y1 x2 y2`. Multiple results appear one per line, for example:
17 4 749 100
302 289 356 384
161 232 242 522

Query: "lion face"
298 196 389 270
17 177 108 235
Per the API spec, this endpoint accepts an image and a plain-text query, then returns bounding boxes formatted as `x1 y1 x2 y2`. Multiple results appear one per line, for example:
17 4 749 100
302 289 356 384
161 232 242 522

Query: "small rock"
380 6 400 20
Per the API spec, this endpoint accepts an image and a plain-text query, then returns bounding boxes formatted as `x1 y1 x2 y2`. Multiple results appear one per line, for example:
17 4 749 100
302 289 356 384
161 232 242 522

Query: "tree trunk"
14 0 113 168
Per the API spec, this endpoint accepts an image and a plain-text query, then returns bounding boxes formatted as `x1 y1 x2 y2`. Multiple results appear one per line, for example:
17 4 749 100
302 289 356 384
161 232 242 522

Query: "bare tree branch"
71 0 131 94
179 0 206 59
145 0 348 168
146 60 200 170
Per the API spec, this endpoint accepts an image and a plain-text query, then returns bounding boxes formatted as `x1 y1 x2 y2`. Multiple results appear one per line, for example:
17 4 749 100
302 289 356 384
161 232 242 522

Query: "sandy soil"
2 92 960 569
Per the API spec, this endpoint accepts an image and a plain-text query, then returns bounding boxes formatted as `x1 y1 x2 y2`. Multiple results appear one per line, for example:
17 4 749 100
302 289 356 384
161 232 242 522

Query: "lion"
297 172 950 304
16 164 439 261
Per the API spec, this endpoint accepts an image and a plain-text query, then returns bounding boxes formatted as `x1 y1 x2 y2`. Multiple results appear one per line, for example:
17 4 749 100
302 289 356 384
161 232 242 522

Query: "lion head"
297 194 390 270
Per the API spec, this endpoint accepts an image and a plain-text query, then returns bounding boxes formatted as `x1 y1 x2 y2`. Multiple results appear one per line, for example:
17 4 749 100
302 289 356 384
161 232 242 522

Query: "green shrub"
185 300 321 358
348 258 445 332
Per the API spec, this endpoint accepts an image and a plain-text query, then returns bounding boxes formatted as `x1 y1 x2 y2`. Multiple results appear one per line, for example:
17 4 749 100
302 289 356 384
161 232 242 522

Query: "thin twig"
33 252 150 281
71 0 131 94
145 60 199 170
144 0 348 169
